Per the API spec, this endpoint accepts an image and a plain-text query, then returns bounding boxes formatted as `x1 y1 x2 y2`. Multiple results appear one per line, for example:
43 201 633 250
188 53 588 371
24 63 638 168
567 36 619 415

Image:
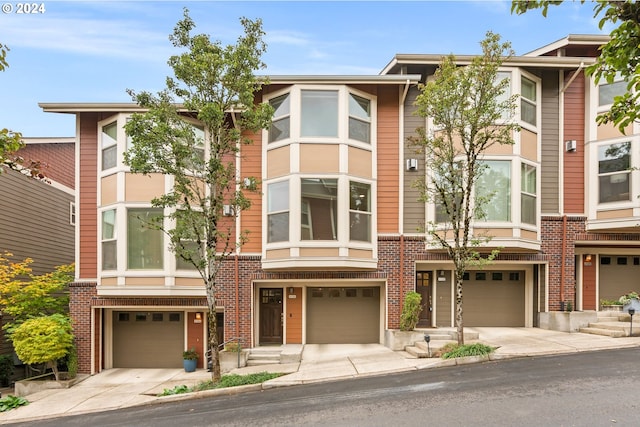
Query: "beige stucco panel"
299 247 340 257
597 208 634 220
597 121 632 141
348 146 372 179
474 228 514 238
101 174 117 206
520 129 538 162
348 249 373 259
125 173 165 202
125 277 165 286
175 277 205 287
300 144 339 173
100 277 118 286
265 248 291 259
520 229 538 240
267 145 291 179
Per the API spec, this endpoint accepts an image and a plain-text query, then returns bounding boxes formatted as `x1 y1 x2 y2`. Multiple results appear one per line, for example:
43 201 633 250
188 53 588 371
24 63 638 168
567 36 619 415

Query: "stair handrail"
205 337 244 371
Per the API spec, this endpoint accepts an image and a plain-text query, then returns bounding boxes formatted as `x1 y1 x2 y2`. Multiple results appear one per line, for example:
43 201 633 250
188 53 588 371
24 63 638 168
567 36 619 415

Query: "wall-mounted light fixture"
194 312 202 323
585 254 592 262
406 158 418 171
289 287 294 295
565 140 577 152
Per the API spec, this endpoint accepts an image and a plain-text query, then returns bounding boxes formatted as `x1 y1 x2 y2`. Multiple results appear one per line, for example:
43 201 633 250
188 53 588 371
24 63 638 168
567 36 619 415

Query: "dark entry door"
259 288 283 344
416 272 432 327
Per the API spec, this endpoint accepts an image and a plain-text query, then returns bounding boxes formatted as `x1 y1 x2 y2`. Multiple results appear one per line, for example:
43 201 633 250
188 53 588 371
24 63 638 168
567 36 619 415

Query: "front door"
259 288 283 344
416 272 432 327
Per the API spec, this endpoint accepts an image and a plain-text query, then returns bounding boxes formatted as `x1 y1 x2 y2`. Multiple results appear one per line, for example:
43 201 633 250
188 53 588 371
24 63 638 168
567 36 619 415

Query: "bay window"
520 76 537 127
598 142 631 203
476 161 511 221
301 179 338 240
521 163 537 225
349 93 371 143
267 181 289 243
350 181 371 242
101 121 118 170
269 93 290 143
301 90 338 137
127 208 164 269
101 209 117 270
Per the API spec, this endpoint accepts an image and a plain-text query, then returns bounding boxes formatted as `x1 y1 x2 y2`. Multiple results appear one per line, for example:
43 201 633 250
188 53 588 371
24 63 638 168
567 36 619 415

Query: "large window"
598 142 631 203
349 93 371 143
301 90 338 137
495 71 512 121
267 181 289 243
301 179 338 240
269 93 290 143
127 208 164 269
102 121 118 170
174 210 201 271
349 181 371 242
477 161 511 221
521 163 536 225
520 76 537 127
599 80 626 107
102 209 117 270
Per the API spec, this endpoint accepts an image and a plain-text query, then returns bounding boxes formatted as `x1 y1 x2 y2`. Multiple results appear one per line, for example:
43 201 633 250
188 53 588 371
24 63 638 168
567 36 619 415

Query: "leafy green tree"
124 9 273 381
410 32 519 345
0 43 24 173
0 252 73 325
11 314 73 381
512 0 640 132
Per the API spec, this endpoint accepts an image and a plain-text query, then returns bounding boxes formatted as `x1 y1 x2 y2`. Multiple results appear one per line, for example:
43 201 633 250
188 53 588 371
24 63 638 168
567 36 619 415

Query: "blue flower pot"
183 359 197 372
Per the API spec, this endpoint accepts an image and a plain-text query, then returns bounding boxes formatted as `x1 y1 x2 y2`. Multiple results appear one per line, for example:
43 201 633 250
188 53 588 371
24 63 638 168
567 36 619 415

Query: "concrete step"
246 347 282 366
248 352 280 360
246 359 281 366
405 346 430 358
579 327 626 338
597 315 622 322
414 340 452 352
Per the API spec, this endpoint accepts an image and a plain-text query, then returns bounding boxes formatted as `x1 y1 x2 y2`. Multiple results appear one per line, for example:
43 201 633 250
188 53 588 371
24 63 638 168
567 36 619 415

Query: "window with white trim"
599 79 626 107
267 181 289 243
521 163 536 225
101 209 117 270
598 141 631 203
101 121 118 170
301 90 338 137
127 208 164 269
349 181 371 242
268 93 290 143
301 178 338 240
349 93 371 143
476 160 511 222
520 76 537 127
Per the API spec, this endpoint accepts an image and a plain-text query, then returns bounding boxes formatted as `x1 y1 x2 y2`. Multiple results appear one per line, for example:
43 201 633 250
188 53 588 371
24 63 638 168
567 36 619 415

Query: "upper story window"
301 90 338 137
127 208 163 270
521 163 537 225
520 76 537 127
269 93 290 143
599 79 626 107
101 121 118 170
598 141 631 203
349 94 371 143
301 178 337 240
495 71 512 121
349 181 371 242
476 160 511 222
101 209 117 270
267 180 289 243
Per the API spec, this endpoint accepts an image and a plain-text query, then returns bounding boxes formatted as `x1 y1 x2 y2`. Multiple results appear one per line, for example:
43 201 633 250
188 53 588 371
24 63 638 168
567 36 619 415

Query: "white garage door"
306 287 380 344
463 271 525 327
113 311 184 368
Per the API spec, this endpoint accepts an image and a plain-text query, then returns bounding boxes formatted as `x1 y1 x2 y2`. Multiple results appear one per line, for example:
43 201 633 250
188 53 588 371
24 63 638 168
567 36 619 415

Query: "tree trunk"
455 276 464 346
208 300 221 382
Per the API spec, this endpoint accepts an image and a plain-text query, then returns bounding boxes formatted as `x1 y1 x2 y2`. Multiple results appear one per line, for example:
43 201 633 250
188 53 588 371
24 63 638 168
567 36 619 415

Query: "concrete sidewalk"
2 327 640 424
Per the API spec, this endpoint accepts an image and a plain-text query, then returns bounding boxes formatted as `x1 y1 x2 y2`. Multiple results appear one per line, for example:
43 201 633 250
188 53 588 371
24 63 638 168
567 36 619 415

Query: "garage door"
113 311 184 368
306 287 380 344
464 271 525 327
599 256 638 302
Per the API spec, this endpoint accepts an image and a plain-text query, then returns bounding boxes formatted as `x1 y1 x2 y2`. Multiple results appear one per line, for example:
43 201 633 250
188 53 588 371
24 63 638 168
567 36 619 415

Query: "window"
301 90 338 137
349 93 371 143
269 93 290 143
174 210 201 271
349 181 371 242
127 208 163 269
520 76 537 126
599 80 626 107
598 142 631 203
477 161 511 221
267 181 289 243
101 121 118 170
101 209 117 270
301 178 338 240
521 163 537 225
495 71 512 121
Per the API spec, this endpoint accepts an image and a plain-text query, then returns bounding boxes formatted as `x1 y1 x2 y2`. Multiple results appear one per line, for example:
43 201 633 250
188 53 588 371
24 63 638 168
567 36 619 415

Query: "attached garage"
598 255 638 302
113 311 184 368
306 287 380 344
463 271 525 327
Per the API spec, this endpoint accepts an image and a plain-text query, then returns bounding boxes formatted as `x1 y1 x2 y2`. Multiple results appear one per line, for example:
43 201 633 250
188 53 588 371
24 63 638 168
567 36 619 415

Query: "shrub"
224 342 241 352
441 343 495 359
0 354 14 386
159 384 190 396
0 395 29 412
156 372 285 396
399 291 422 331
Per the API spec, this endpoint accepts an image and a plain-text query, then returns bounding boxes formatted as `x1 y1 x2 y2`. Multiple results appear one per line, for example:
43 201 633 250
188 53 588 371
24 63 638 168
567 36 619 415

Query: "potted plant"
600 298 623 312
182 348 199 372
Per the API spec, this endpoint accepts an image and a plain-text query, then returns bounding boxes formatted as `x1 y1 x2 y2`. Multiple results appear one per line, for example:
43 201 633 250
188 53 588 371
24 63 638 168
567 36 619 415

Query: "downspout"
560 215 567 310
400 235 405 317
235 253 239 338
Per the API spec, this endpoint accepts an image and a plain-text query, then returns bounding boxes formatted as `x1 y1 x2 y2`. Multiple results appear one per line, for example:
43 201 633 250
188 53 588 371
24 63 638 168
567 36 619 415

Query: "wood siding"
17 142 75 189
377 86 400 234
79 113 101 279
241 130 263 253
541 70 560 214
563 71 585 214
0 168 74 275
403 86 425 233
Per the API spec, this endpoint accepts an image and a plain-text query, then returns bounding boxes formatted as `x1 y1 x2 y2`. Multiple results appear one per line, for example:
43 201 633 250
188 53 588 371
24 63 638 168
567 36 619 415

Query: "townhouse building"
40 34 640 374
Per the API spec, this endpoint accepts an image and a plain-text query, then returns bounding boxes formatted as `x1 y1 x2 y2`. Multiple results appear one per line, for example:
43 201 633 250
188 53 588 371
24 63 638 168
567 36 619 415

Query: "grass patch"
441 343 495 359
0 395 29 412
158 372 284 396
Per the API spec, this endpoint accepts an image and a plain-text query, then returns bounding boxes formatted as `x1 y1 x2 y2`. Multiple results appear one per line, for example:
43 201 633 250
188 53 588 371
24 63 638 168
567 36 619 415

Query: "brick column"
69 281 97 374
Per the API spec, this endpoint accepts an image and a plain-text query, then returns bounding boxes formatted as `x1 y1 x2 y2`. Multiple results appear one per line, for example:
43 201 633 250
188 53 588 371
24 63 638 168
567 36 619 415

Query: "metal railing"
205 337 244 371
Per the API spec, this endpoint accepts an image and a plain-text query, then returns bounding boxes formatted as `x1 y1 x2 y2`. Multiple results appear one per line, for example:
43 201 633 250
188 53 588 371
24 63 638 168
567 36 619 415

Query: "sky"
0 0 609 137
